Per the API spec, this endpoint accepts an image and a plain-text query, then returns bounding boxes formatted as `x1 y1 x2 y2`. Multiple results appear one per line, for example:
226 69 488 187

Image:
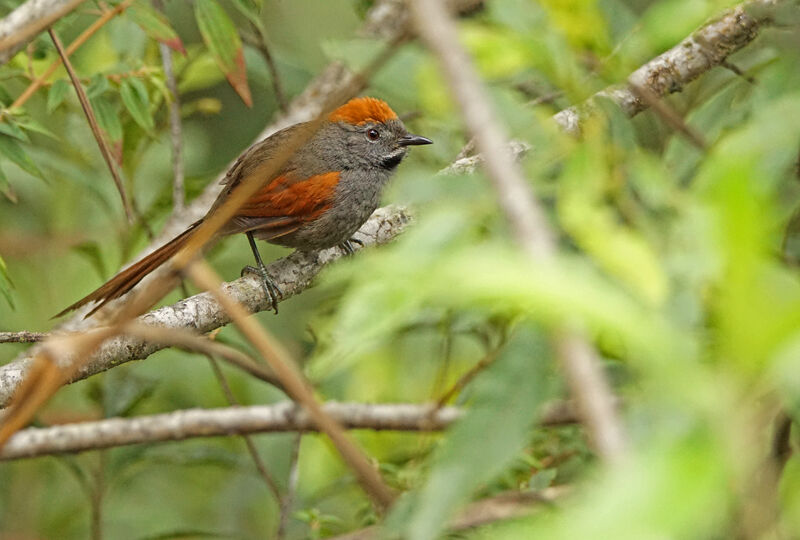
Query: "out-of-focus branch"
0 206 410 406
330 487 568 540
156 17 185 212
0 400 581 460
410 0 628 464
447 0 782 174
0 0 87 65
552 0 780 134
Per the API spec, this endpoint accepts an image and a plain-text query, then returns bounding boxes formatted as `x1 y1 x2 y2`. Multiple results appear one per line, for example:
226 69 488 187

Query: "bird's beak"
398 133 433 147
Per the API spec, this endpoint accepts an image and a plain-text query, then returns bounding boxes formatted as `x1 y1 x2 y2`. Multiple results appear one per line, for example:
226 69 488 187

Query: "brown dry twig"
184 260 396 510
48 28 135 223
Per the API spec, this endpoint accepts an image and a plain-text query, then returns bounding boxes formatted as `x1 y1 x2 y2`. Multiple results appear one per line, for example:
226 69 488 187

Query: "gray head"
322 97 432 171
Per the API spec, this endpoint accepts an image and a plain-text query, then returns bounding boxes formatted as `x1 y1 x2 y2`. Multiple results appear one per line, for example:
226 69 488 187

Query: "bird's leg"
242 231 282 313
339 237 364 256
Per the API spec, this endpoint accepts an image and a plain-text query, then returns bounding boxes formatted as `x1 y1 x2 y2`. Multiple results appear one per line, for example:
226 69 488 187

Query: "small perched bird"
57 97 432 318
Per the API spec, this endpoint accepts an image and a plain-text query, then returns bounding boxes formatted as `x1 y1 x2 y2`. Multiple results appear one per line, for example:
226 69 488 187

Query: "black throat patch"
380 151 405 170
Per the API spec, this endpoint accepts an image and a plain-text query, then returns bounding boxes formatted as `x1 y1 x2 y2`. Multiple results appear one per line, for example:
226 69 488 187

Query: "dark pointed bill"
399 133 433 146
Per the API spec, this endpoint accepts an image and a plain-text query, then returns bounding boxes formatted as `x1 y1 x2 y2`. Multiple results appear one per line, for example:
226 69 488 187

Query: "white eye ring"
366 128 380 142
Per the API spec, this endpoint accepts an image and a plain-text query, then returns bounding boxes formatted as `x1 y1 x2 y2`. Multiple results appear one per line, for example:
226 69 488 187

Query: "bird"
56 97 432 318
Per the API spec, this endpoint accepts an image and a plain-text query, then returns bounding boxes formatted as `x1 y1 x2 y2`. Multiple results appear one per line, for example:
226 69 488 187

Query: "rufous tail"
55 221 202 318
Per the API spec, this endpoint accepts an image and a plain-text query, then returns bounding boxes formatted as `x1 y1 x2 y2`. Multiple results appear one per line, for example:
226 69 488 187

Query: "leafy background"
2 0 800 538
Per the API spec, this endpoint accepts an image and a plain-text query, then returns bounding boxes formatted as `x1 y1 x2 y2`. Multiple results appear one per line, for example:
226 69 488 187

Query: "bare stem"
48 29 135 224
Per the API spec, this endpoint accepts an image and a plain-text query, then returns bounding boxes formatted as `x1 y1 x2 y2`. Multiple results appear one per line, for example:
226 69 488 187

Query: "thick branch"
0 400 580 460
0 207 411 406
0 0 87 64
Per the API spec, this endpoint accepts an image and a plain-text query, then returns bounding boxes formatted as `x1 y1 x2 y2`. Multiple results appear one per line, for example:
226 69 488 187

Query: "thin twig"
122 323 284 391
207 356 283 503
436 345 503 408
48 28 135 223
628 82 707 150
720 59 757 84
244 26 288 112
410 0 628 464
277 433 302 540
155 0 185 212
89 451 105 540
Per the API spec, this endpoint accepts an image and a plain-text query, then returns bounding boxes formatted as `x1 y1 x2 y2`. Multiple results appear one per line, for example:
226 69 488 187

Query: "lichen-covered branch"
552 0 780 134
0 207 411 406
0 400 580 460
447 0 782 174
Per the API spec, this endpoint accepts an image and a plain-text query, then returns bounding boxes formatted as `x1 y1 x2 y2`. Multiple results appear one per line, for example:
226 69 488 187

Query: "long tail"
55 221 202 318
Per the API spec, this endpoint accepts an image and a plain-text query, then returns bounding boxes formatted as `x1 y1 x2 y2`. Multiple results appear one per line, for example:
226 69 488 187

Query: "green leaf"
0 254 14 309
128 4 185 54
47 79 70 113
178 51 226 93
194 0 252 107
86 73 111 99
0 165 16 203
0 118 29 142
89 95 123 144
15 117 58 140
386 328 555 540
0 134 44 180
119 78 154 133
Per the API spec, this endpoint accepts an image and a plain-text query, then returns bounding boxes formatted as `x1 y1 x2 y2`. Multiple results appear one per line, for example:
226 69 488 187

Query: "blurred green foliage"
1 0 800 538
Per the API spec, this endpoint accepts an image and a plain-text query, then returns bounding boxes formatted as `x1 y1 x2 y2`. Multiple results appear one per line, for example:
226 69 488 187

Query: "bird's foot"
241 264 282 314
339 237 364 256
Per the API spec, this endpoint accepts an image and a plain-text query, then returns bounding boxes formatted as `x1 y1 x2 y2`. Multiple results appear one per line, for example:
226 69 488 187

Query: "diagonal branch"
0 206 409 401
448 0 782 174
48 28 135 223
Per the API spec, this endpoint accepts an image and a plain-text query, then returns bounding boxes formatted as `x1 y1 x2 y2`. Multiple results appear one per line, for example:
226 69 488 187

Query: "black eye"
366 128 380 141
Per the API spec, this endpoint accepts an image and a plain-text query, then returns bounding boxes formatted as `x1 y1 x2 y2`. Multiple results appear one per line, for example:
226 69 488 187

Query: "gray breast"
269 168 392 250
